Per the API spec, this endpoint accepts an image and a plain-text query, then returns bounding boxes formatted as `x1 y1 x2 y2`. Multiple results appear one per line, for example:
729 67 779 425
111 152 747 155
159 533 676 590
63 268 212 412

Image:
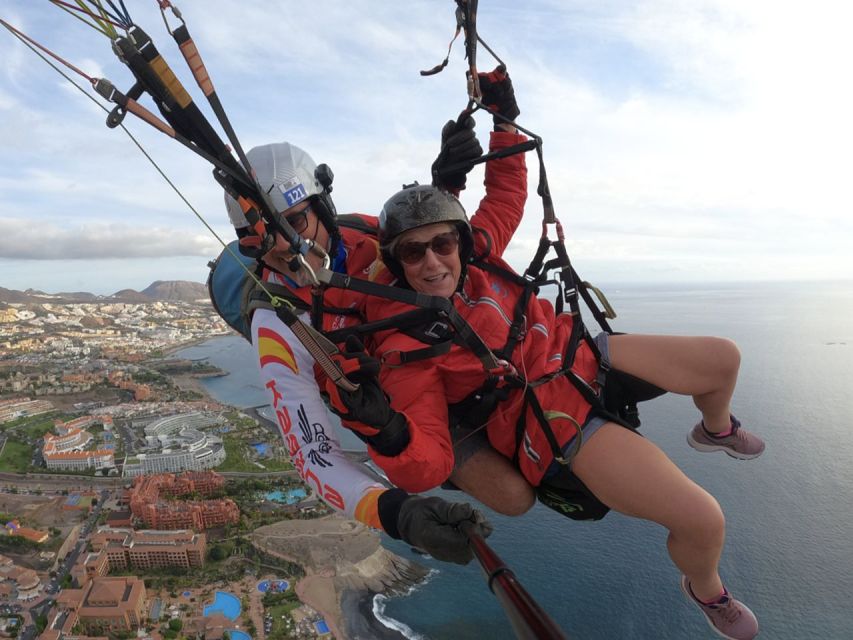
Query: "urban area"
0 285 348 640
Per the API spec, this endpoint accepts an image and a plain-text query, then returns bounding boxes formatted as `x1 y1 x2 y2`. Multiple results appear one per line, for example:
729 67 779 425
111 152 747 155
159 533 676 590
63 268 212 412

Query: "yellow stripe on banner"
150 55 192 108
354 488 384 530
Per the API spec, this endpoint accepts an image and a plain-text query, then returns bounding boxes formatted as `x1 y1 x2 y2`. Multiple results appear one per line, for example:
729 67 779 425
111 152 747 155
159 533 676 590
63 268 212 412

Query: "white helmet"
224 142 324 228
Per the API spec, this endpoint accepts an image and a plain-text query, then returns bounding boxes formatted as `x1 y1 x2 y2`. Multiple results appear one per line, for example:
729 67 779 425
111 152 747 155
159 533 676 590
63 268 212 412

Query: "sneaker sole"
679 577 743 640
686 434 764 460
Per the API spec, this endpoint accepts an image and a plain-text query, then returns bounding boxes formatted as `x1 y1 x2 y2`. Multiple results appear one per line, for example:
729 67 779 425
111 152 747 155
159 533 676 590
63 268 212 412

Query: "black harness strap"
324 271 509 375
325 308 435 344
525 388 570 464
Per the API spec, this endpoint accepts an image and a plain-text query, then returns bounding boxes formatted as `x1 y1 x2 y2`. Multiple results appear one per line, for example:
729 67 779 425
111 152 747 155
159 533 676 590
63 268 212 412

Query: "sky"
1 0 851 295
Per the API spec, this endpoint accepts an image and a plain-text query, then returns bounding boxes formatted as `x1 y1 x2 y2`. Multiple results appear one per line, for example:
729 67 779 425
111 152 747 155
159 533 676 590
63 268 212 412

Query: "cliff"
251 516 428 639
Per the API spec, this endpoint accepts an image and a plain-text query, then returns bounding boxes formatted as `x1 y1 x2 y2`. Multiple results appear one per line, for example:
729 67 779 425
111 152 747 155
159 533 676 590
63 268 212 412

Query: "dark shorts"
440 423 491 490
450 423 491 468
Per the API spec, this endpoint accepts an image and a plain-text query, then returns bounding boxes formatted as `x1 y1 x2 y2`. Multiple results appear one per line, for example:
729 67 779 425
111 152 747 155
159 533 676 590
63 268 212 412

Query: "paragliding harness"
416 0 670 521
444 232 666 522
3 1 607 636
3 0 660 525
208 0 661 522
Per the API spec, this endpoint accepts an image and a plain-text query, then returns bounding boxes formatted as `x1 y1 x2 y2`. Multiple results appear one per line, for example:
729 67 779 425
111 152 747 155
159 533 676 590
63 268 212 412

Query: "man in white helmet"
223 70 530 564
224 142 344 288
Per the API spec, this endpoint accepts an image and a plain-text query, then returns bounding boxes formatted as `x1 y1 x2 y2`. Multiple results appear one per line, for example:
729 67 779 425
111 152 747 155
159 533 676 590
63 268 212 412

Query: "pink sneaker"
687 416 765 460
681 576 759 639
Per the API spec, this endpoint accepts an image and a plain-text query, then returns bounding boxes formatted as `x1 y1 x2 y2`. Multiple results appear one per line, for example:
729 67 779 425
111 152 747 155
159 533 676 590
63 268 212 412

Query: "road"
17 488 110 640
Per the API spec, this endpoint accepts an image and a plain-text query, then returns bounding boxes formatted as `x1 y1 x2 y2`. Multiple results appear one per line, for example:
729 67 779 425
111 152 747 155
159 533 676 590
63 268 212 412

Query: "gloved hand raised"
325 336 410 456
431 115 483 192
478 65 520 130
378 489 494 565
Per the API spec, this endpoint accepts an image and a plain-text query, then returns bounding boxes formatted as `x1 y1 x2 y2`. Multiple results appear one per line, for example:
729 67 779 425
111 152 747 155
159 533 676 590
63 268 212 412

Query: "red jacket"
265 214 387 335
368 132 601 492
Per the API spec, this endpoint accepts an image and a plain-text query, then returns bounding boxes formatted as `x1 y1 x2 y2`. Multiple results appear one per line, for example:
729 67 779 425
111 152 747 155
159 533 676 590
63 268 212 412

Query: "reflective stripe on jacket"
371 132 600 492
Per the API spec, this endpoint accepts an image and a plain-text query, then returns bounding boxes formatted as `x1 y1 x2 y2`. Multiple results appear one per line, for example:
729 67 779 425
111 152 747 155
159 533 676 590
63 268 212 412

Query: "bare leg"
449 447 535 516
573 423 727 601
608 334 740 432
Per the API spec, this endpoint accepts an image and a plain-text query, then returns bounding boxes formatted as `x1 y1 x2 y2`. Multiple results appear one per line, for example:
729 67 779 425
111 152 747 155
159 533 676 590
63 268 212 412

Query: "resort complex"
41 415 116 472
49 576 147 636
122 412 226 477
127 471 239 531
85 528 206 574
1 289 339 639
0 555 42 602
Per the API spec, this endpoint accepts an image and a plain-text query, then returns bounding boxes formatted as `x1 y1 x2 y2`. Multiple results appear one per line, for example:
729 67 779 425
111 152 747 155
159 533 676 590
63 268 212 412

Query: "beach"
251 516 427 640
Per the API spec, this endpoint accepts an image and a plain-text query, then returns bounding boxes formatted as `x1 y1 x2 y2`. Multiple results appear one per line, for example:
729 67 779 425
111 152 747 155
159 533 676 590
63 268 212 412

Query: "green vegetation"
207 542 234 561
209 410 294 472
0 411 63 436
131 369 168 384
254 455 293 472
139 554 251 592
266 595 301 640
215 434 262 472
0 535 41 553
222 477 323 530
0 440 33 472
224 410 255 429
177 389 204 401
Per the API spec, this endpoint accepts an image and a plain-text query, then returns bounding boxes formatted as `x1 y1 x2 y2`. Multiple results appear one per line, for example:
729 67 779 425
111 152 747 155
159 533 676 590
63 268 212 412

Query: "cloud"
2 0 851 288
0 219 222 259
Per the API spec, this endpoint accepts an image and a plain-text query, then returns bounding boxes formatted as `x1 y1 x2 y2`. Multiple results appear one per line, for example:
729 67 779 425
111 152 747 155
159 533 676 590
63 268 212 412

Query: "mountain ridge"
0 280 208 305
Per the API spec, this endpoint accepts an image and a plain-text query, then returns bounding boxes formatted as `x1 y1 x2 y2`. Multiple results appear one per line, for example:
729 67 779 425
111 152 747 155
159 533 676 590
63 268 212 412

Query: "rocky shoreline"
341 590 409 640
252 514 428 639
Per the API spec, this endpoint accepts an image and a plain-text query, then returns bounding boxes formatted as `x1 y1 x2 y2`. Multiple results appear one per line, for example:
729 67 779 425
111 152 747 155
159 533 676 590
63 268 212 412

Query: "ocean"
179 281 853 639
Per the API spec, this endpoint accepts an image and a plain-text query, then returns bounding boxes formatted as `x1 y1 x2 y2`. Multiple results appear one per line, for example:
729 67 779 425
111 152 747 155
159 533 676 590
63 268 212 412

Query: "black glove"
431 115 483 191
478 65 520 130
378 489 493 565
325 336 410 456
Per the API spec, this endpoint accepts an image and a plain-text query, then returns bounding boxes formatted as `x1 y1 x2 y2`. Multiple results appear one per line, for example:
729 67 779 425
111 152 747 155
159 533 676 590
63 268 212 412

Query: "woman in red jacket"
329 178 764 639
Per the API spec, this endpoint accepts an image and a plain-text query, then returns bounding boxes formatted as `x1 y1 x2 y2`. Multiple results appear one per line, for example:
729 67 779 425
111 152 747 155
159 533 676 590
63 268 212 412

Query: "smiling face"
396 222 462 298
262 201 330 286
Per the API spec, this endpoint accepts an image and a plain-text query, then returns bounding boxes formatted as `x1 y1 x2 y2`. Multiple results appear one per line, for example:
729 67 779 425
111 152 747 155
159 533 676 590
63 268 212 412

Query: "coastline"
161 334 424 639
161 335 219 357
341 590 409 640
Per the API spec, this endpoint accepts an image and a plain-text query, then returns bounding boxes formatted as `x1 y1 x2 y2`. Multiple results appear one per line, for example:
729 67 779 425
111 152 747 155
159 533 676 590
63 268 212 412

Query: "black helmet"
379 184 474 287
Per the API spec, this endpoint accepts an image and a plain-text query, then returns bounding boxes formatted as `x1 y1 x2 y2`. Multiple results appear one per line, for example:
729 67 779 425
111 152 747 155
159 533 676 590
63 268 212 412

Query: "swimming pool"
251 442 270 456
203 592 240 621
149 598 162 621
315 619 330 635
264 489 307 504
257 579 289 593
228 630 251 640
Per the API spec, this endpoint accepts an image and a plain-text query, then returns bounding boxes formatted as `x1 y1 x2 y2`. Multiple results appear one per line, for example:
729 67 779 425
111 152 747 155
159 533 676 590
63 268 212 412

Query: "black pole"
465 527 570 639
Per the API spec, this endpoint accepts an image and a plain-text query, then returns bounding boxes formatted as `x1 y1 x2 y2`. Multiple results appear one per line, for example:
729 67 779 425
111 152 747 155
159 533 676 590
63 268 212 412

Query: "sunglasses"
395 230 460 265
283 204 313 235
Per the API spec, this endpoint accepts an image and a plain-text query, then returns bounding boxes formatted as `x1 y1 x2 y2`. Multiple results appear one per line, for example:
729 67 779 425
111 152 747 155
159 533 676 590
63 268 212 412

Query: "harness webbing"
324 272 507 374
